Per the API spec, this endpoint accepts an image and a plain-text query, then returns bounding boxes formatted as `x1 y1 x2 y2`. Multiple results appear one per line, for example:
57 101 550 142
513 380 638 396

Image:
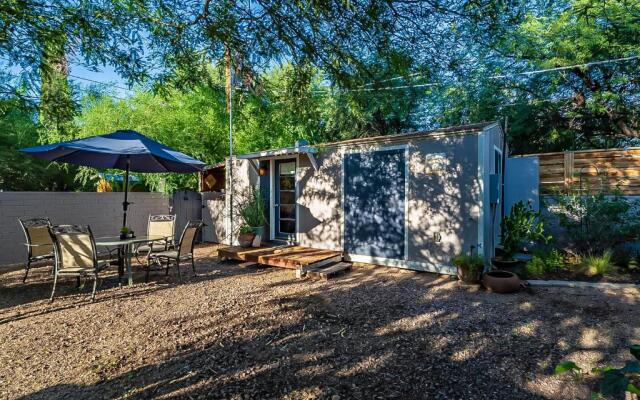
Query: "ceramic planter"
482 270 521 293
491 257 520 270
251 226 265 237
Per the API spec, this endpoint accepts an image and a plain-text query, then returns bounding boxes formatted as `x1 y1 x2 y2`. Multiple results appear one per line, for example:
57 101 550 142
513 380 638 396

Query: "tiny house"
211 122 505 275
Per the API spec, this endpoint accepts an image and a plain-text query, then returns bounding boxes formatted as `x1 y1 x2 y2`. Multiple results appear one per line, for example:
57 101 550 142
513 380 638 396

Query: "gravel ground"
0 244 639 400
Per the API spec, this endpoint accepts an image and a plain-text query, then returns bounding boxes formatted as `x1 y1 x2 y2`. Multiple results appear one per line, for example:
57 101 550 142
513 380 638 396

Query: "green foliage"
501 201 550 259
552 192 640 254
525 249 565 277
555 345 640 398
239 188 266 228
0 98 83 191
579 250 615 277
452 253 484 274
238 225 253 235
554 361 581 374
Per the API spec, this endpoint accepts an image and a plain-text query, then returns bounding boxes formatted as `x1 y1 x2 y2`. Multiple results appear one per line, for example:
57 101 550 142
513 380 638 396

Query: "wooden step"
238 262 259 268
307 262 352 281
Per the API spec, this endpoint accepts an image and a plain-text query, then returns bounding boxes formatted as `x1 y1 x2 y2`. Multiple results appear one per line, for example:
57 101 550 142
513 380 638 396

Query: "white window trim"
494 145 503 175
268 156 298 243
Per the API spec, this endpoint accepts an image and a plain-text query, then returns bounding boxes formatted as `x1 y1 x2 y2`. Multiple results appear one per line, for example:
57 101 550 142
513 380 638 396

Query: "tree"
462 0 640 152
0 97 81 191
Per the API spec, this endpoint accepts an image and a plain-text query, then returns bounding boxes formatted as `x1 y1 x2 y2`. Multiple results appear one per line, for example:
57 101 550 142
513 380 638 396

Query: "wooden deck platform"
218 245 343 270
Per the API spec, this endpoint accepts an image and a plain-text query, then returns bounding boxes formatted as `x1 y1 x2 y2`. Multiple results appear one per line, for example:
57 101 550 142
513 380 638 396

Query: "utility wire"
0 56 134 93
358 55 640 90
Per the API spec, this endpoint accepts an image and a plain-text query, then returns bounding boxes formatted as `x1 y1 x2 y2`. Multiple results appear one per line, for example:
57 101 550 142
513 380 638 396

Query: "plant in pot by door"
237 225 255 248
239 189 267 246
452 253 484 284
494 201 550 270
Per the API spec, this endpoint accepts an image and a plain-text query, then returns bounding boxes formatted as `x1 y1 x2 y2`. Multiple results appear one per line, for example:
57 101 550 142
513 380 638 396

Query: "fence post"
563 151 574 192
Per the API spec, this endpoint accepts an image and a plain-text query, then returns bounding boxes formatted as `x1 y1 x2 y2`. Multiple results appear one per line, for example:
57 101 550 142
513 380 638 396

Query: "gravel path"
1 244 638 399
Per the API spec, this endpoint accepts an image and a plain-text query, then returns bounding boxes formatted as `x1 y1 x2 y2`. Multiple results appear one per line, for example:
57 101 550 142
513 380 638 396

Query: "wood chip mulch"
1 244 639 399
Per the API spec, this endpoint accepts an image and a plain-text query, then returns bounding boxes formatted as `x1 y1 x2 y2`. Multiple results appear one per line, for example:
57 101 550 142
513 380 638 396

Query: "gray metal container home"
218 122 505 275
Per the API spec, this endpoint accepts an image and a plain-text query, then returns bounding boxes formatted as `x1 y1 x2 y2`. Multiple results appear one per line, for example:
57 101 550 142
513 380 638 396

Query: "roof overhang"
237 145 319 171
236 145 317 160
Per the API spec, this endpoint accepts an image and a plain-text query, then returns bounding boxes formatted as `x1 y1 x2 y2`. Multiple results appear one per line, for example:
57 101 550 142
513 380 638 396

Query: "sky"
2 57 133 100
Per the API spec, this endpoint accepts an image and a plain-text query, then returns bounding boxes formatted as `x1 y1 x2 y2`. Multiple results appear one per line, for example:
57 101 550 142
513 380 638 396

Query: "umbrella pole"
122 156 131 228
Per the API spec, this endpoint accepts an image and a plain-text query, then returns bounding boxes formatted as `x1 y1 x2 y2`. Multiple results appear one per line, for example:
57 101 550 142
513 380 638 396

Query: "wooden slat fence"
536 148 640 195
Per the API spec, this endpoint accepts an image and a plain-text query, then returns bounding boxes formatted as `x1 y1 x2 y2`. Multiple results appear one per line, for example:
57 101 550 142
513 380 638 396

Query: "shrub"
551 191 640 255
452 253 484 273
580 250 614 277
501 201 551 259
555 345 640 398
452 253 484 282
239 224 253 234
524 249 564 277
239 188 266 228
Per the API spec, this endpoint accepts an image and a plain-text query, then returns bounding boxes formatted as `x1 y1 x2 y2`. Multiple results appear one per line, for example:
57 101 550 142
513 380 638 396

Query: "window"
494 147 503 174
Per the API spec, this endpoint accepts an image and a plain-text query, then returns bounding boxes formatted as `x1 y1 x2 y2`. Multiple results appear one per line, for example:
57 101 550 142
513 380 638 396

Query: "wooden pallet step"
308 262 352 281
238 262 260 268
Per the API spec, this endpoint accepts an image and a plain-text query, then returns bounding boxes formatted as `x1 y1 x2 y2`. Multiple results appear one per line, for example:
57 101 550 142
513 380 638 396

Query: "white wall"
0 192 170 266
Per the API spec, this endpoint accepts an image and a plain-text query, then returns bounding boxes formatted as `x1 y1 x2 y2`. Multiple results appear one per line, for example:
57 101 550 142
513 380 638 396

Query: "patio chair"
19 217 55 283
135 214 176 263
48 225 111 302
146 220 203 282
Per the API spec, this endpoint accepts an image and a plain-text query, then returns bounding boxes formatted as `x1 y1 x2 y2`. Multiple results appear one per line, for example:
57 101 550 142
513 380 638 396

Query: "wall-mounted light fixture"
258 166 269 176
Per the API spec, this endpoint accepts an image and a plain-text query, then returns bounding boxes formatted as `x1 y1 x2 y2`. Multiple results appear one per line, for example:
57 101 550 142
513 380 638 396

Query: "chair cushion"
150 250 179 259
58 261 109 274
137 243 170 254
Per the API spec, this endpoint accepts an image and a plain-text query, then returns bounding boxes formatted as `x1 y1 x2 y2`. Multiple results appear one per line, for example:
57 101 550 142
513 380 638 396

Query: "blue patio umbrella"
20 130 205 227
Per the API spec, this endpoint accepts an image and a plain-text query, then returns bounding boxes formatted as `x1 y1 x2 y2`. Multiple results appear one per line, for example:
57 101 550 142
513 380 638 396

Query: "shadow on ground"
1 245 638 399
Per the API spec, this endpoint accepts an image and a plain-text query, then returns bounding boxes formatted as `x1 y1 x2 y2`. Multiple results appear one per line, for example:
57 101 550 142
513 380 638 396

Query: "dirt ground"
1 244 639 400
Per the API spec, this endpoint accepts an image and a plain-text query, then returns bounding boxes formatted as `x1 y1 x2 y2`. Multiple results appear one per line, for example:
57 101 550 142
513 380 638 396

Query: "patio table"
95 235 169 286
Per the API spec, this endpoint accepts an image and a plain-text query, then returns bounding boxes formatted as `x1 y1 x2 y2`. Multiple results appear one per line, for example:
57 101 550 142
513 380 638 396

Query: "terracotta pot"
482 270 521 293
238 232 255 248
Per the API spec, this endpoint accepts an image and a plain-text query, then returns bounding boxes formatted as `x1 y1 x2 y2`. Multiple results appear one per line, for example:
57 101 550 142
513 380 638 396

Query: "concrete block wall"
0 192 170 266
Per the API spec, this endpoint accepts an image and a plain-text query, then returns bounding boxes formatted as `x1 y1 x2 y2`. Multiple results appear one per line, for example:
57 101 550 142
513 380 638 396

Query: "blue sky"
3 57 133 99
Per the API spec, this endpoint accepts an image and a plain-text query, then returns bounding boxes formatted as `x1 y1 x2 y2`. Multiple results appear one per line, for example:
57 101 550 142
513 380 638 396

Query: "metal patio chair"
135 214 176 263
19 217 55 283
146 220 203 282
48 225 111 302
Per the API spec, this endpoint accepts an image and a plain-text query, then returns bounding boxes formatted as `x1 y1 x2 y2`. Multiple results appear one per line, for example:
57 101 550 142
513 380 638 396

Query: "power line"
359 55 640 91
0 56 134 93
67 74 135 92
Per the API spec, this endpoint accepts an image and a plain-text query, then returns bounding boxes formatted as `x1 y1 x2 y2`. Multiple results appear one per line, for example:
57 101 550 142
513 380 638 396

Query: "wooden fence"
533 147 640 195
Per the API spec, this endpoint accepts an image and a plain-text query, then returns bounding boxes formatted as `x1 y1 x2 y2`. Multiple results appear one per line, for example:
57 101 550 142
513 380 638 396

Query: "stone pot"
482 270 521 293
491 257 520 270
238 232 255 248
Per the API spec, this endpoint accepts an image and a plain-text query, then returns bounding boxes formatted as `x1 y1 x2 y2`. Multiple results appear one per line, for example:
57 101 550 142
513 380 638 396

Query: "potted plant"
494 201 550 269
237 225 255 248
452 252 484 284
239 188 267 245
119 226 135 239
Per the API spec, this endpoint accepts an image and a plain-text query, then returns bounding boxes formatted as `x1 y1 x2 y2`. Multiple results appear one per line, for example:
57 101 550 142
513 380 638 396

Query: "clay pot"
238 232 255 248
491 257 520 270
482 270 521 293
